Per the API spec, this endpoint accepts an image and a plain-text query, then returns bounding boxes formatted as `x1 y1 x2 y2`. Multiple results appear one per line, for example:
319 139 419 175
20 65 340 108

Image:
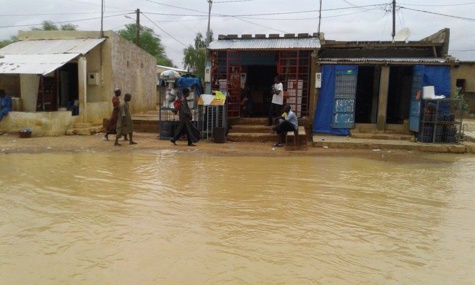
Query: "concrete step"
350 132 414 141
133 119 159 133
231 124 272 133
229 117 268 125
226 132 276 143
66 125 103 136
71 122 95 128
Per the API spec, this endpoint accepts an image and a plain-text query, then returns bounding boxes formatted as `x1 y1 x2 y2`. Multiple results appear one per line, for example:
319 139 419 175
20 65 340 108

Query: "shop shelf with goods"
158 82 179 140
278 50 311 117
419 98 464 143
197 93 227 142
158 72 202 140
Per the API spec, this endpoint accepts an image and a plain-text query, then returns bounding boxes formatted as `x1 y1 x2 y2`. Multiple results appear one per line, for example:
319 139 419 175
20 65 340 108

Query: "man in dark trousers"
272 104 298 147
267 75 284 126
170 88 199 146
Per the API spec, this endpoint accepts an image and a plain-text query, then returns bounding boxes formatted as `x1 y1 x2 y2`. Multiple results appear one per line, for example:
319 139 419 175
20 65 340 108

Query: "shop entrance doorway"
244 65 277 117
355 66 380 124
387 66 413 124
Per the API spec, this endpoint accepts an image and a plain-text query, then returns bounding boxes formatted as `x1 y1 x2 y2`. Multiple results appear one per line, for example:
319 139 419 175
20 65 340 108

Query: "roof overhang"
208 37 320 51
317 57 449 64
0 38 105 75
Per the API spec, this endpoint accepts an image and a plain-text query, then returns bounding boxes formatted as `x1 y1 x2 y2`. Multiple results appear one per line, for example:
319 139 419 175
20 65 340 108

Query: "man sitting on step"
271 104 298 147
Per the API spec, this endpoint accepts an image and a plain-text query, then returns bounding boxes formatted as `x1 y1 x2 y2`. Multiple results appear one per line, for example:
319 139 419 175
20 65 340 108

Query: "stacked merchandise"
419 103 457 143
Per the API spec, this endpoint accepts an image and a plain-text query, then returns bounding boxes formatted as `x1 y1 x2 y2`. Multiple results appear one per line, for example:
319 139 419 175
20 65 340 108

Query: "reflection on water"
1 152 474 284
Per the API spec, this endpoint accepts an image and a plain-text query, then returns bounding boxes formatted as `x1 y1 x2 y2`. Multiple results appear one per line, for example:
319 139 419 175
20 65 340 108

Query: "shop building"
313 28 455 135
0 30 157 136
206 33 320 118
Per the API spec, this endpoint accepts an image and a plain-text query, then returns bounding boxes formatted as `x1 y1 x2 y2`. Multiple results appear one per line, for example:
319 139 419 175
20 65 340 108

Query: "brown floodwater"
0 151 474 284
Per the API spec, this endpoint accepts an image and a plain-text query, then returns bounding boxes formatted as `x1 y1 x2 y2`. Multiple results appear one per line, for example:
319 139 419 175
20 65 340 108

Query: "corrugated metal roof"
0 38 105 75
318 58 448 63
0 54 79 75
208 37 320 50
0 38 105 55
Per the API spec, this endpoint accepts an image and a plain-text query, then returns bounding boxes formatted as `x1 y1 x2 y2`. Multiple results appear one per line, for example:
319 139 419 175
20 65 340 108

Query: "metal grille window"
332 68 358 128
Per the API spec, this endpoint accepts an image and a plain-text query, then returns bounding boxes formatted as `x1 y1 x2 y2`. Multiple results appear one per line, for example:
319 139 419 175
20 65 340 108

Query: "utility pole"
391 0 396 41
317 0 322 38
136 8 141 48
206 0 212 47
100 0 104 38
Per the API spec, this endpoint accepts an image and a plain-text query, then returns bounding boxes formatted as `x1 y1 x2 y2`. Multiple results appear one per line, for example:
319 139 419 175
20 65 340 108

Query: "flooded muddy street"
1 151 474 284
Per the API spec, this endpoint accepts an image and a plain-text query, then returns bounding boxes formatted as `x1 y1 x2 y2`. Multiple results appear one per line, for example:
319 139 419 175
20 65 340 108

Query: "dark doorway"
37 76 57 111
355 66 380 123
245 65 277 116
58 63 78 109
387 66 413 124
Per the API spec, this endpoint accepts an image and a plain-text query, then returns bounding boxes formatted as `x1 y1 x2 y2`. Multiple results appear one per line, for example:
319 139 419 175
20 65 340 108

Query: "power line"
399 6 475 21
398 2 475 7
0 11 131 17
232 16 288 33
140 12 188 47
145 1 386 18
239 7 382 20
146 0 207 15
0 2 384 23
0 12 132 29
214 0 254 2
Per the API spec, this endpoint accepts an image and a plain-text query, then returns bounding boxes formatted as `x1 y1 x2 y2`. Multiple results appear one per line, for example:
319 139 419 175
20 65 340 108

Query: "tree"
0 36 18 48
1 21 76 48
31 21 77 31
183 32 212 81
118 23 173 66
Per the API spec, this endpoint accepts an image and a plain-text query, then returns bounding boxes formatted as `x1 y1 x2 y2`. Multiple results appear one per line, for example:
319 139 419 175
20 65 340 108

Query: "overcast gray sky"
1 0 474 68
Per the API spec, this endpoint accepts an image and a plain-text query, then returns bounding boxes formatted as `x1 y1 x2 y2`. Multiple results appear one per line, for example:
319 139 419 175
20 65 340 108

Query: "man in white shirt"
267 75 284 126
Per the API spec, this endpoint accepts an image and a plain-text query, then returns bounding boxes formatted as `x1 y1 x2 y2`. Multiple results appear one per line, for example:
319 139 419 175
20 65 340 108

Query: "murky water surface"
1 152 474 284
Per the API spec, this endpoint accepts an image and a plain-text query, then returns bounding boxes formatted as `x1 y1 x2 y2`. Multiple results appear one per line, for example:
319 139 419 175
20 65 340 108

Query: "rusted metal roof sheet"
208 37 320 50
0 38 105 75
0 38 104 55
0 54 79 75
318 57 448 64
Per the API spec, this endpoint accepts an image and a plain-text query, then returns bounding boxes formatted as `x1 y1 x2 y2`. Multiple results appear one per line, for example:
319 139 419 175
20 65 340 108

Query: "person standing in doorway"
170 88 199 146
114 93 137 146
267 75 284 126
104 88 128 141
0 89 12 122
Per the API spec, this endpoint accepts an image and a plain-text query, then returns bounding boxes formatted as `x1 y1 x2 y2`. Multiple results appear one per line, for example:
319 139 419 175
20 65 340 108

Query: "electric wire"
399 6 475 21
0 12 132 29
398 2 475 7
140 12 188 47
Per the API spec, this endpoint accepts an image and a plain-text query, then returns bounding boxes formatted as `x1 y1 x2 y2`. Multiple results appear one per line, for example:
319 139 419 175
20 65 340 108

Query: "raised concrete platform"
312 134 475 154
285 126 307 150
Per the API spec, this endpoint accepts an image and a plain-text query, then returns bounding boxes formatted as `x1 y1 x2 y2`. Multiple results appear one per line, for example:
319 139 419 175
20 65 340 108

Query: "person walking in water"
170 88 199 146
104 88 128 141
114 93 137 146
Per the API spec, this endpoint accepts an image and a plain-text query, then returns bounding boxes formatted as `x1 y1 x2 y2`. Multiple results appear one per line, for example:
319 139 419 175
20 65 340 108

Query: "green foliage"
60 23 78 31
118 23 173 66
183 32 212 81
1 21 75 48
454 87 469 111
0 36 18 48
31 21 77 31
